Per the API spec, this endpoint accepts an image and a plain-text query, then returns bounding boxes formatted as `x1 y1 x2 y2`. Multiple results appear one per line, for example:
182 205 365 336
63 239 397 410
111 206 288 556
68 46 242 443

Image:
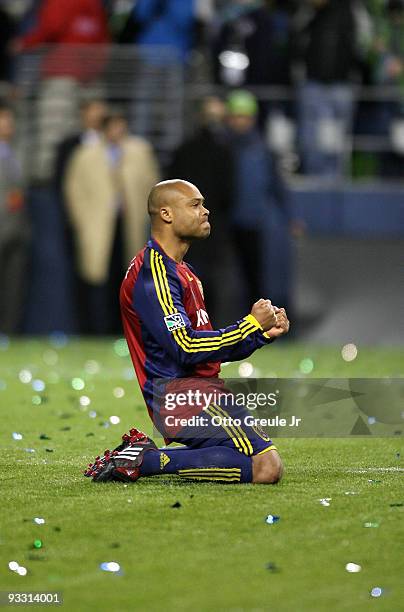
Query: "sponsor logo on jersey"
196 308 209 327
164 313 186 332
160 453 171 470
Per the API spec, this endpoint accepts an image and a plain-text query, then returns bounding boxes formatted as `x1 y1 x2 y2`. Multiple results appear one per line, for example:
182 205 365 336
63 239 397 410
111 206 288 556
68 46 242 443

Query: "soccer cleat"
84 427 157 483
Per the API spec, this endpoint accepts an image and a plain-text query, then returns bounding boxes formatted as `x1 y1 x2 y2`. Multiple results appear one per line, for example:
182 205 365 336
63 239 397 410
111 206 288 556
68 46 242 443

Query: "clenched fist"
265 306 290 339
250 299 277 332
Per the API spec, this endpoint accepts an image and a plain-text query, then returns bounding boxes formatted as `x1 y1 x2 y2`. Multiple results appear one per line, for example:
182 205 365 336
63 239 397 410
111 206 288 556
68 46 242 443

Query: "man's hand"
250 299 277 332
265 307 290 339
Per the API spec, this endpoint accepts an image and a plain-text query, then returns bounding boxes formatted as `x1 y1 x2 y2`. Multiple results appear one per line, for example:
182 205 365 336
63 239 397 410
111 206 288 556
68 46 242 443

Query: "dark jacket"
299 0 359 83
54 134 81 194
214 5 292 85
168 126 235 223
226 128 290 228
0 9 15 82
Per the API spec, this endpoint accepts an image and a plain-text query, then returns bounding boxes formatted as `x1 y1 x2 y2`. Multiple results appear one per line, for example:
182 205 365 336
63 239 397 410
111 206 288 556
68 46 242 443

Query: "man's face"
105 118 127 144
0 110 15 141
81 101 107 131
202 96 226 126
227 113 255 134
169 184 211 241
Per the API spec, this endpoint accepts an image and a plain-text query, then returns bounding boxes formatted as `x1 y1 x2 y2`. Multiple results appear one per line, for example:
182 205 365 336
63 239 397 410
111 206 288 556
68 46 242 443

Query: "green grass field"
0 338 403 612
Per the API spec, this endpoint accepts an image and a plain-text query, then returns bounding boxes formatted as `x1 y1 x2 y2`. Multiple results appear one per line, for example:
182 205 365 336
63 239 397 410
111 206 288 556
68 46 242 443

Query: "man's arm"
133 248 278 367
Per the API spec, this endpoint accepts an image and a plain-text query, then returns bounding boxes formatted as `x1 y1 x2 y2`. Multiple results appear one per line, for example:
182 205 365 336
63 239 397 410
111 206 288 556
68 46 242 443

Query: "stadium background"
0 1 403 611
0 0 403 342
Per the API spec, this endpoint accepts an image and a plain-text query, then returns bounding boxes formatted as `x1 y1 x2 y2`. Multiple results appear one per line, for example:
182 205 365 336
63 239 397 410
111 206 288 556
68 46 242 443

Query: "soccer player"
85 179 290 484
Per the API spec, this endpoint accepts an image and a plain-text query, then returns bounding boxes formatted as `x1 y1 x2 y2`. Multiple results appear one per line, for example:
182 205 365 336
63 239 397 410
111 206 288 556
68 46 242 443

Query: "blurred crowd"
1 0 404 335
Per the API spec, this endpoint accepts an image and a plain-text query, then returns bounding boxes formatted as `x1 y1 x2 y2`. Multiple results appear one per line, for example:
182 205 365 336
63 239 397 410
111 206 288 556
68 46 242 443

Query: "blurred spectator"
373 0 404 176
0 104 30 333
295 0 365 177
16 0 110 79
54 98 108 194
54 98 108 325
212 0 263 27
119 0 197 62
64 111 159 333
0 3 16 95
13 0 110 181
214 0 293 91
117 1 197 145
224 90 292 312
168 96 236 324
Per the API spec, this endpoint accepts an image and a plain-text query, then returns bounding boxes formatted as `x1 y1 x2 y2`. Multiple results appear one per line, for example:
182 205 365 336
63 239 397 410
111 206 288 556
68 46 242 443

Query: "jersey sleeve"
133 248 273 367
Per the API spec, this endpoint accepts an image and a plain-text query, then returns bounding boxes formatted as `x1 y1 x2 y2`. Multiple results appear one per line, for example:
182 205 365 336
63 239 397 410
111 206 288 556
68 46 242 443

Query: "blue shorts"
169 402 277 457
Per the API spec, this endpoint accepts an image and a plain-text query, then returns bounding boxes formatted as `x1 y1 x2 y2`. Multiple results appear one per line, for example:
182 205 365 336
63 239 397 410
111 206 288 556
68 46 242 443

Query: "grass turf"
0 338 403 611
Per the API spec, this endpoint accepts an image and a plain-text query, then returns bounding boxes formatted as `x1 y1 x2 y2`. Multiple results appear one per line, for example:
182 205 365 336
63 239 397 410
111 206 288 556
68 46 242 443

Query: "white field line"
346 467 404 473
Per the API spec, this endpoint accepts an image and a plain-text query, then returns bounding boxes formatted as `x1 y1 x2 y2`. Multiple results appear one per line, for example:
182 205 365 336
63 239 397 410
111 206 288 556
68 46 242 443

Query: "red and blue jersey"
120 238 273 423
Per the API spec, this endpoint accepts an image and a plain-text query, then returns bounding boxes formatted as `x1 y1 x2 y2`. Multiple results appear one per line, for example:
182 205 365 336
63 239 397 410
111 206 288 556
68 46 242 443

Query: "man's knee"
252 450 283 484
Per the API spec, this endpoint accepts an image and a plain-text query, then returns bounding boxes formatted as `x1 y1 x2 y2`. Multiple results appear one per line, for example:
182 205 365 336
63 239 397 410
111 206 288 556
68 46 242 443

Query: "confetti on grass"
8 562 27 576
265 515 280 524
345 563 361 573
100 562 121 573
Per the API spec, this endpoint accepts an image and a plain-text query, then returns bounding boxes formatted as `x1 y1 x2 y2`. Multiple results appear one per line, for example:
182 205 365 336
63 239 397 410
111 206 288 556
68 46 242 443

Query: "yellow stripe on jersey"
256 444 277 455
178 467 241 473
154 250 254 347
178 468 241 476
204 405 245 454
150 249 260 353
211 403 254 456
153 254 256 354
178 476 241 481
205 403 254 457
206 404 248 455
178 468 241 482
150 248 169 316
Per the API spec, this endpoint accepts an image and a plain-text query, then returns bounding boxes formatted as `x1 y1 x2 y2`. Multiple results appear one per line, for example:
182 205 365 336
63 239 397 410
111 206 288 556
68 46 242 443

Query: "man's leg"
251 449 283 484
140 444 282 484
147 402 282 484
85 404 283 484
139 445 254 483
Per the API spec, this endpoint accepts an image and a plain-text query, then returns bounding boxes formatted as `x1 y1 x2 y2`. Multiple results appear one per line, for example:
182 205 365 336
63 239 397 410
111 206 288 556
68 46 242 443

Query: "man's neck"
152 232 190 263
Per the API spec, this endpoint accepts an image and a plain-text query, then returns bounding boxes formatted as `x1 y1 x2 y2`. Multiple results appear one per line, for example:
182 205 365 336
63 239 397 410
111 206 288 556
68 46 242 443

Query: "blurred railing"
15 44 185 180
12 44 404 182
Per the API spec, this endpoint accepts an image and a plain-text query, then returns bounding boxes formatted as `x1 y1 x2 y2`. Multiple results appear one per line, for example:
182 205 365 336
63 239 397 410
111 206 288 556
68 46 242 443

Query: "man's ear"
160 207 173 224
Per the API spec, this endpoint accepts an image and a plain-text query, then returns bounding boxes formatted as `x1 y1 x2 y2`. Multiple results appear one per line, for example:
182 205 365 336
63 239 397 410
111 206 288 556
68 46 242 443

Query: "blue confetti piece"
265 515 280 525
